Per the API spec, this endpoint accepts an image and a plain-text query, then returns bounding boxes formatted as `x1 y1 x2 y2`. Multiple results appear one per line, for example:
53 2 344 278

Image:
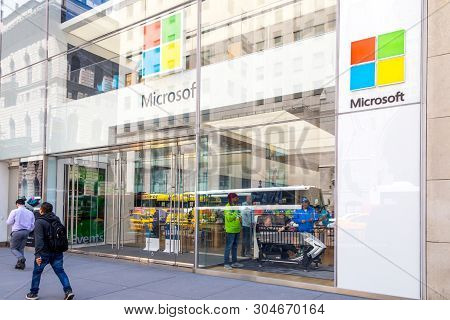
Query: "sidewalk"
0 248 362 300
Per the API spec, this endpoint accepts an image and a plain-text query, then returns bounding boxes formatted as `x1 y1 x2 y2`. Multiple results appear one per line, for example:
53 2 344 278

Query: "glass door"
165 142 196 266
59 140 196 265
64 155 106 250
113 141 196 266
113 150 149 260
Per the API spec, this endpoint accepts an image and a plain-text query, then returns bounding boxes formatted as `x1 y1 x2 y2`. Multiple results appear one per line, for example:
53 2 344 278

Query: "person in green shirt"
223 193 243 270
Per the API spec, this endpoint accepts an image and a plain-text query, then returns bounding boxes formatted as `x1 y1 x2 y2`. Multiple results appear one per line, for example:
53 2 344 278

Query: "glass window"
46 2 198 154
0 63 46 159
1 0 47 74
198 0 337 285
48 0 193 57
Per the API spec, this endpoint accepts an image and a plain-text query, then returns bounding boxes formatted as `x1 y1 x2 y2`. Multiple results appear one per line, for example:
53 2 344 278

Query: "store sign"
141 11 184 78
141 82 196 108
338 0 421 113
350 30 405 91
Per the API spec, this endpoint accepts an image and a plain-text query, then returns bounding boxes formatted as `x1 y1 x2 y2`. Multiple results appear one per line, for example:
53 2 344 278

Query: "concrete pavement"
0 248 363 300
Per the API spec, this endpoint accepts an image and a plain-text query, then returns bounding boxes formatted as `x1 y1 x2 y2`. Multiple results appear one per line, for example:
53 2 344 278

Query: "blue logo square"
141 47 161 77
350 62 375 91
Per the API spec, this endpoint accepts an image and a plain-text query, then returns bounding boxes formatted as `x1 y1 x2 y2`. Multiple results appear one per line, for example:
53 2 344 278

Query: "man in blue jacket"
292 197 317 233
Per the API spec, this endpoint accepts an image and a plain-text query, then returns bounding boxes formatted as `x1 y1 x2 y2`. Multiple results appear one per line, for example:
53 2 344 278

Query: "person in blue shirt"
279 197 326 268
291 197 317 233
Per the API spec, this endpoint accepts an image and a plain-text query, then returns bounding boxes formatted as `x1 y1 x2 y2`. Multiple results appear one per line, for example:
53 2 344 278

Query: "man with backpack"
26 202 74 300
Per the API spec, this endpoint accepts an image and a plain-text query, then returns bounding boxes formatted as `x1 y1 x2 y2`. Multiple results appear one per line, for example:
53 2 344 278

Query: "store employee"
292 197 317 233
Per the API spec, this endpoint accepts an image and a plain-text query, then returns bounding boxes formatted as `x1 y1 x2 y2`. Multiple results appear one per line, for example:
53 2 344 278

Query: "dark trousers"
224 233 240 265
10 230 30 260
241 226 251 256
30 253 72 294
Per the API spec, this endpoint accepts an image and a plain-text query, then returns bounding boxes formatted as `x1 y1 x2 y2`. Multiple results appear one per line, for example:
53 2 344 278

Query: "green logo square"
377 29 405 59
162 13 181 43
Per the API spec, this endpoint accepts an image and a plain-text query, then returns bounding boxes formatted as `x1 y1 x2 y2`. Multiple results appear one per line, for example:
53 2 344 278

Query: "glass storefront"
197 0 336 283
197 117 335 283
1 0 337 286
0 0 428 299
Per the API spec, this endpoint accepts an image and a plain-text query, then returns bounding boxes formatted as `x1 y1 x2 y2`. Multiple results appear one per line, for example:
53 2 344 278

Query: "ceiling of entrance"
204 111 335 154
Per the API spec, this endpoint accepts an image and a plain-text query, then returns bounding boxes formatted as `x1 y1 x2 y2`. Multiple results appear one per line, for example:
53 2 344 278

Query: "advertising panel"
336 0 423 299
338 0 422 113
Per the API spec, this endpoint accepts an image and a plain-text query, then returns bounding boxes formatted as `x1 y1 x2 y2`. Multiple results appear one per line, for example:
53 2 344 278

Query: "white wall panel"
336 0 423 299
337 105 421 298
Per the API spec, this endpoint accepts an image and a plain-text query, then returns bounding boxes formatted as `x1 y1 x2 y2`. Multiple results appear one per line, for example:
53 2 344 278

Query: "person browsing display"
291 197 317 233
223 193 244 270
240 195 253 257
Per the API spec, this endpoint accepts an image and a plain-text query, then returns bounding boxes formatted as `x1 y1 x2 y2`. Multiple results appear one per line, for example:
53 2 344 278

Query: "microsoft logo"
141 11 183 78
350 29 405 91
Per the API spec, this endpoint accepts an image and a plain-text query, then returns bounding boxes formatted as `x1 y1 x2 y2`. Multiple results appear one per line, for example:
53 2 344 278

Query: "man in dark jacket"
26 202 74 300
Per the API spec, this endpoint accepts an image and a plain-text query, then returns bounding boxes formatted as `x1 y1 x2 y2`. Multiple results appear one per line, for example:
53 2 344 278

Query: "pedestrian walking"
6 198 35 270
26 202 74 300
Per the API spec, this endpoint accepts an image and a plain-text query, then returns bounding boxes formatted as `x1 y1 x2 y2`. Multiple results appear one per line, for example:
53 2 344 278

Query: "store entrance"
58 139 196 266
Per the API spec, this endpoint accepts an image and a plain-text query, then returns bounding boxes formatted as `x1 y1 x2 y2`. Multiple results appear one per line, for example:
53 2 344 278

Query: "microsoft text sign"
338 1 421 114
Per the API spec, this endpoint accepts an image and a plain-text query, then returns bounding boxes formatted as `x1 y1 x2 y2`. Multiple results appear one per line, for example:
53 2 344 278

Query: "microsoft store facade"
1 0 446 299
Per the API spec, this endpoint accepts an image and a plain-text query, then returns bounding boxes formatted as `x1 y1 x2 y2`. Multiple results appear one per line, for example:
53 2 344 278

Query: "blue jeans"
30 253 72 294
224 233 240 265
241 226 251 256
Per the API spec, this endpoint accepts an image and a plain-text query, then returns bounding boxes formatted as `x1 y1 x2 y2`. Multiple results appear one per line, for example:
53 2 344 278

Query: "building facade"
0 0 447 299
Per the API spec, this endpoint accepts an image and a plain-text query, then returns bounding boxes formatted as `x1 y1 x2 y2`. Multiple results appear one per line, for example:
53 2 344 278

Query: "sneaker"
224 264 233 270
26 292 39 300
290 254 303 262
15 258 26 270
231 262 244 268
64 291 75 300
19 258 26 270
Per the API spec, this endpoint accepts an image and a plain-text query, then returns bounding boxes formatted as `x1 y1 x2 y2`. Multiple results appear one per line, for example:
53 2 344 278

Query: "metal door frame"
57 139 196 266
64 156 108 249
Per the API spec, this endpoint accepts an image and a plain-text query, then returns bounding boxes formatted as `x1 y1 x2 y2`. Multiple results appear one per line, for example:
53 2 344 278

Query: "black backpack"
44 217 69 253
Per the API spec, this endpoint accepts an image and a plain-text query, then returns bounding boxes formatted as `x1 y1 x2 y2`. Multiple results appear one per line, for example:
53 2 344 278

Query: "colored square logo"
377 56 405 86
144 21 161 50
141 11 183 78
162 13 181 43
377 30 405 59
350 29 405 91
351 37 375 65
161 41 181 71
141 48 160 77
350 62 375 91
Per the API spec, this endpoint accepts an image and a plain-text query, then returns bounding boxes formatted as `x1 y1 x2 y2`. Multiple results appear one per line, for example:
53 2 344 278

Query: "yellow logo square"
376 56 405 86
161 41 181 71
